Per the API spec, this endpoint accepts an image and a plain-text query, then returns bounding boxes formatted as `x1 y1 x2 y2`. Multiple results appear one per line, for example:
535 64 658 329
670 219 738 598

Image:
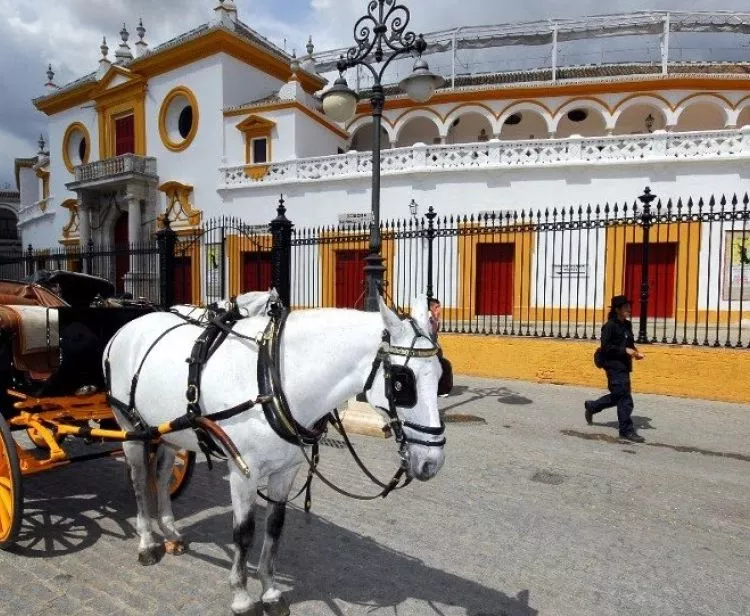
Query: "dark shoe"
620 431 645 443
584 401 595 425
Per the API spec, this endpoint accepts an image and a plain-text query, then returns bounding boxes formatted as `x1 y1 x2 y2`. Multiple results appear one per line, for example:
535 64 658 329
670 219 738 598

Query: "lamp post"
322 0 444 311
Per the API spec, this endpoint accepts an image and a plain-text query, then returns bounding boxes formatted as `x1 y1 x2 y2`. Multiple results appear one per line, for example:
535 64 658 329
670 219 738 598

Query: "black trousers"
590 369 634 436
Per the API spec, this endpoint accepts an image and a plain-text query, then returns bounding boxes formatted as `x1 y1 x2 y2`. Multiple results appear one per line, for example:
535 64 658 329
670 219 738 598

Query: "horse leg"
154 445 186 555
258 466 299 616
123 440 162 566
229 468 260 616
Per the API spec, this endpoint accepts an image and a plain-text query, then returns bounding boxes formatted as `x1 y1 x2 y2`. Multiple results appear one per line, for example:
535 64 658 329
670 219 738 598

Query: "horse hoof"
164 539 186 555
137 546 163 566
262 597 290 616
232 602 262 616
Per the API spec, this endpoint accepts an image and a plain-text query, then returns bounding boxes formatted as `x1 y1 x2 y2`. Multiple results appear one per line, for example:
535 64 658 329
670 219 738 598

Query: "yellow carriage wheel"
168 450 195 500
0 415 23 549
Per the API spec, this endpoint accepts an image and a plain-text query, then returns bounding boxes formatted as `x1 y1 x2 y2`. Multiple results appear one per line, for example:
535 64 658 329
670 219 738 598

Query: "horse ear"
410 294 431 335
378 295 405 336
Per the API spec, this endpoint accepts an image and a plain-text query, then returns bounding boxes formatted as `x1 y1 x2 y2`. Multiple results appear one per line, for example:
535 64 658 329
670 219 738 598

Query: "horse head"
363 294 445 482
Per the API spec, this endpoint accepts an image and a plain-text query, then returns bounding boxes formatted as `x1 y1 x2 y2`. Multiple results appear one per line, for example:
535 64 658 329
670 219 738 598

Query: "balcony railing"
73 154 158 184
219 128 750 190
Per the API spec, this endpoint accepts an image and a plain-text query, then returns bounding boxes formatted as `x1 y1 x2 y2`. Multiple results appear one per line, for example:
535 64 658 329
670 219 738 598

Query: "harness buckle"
186 384 200 404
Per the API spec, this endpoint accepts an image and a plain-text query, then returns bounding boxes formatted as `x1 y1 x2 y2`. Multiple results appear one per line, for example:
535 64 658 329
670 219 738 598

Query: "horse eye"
394 382 403 391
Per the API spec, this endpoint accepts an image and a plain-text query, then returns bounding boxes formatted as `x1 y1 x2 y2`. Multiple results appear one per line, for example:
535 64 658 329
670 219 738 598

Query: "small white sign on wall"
553 264 588 278
338 212 372 228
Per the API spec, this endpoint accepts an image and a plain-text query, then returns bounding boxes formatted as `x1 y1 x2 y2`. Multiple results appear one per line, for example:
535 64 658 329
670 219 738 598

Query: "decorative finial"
115 23 133 62
289 51 301 80
38 134 46 154
46 64 54 82
101 37 109 58
136 18 145 41
306 35 314 56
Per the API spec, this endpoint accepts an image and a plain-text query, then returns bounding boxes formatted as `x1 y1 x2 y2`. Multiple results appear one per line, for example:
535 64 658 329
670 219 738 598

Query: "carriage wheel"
168 450 195 500
0 415 23 549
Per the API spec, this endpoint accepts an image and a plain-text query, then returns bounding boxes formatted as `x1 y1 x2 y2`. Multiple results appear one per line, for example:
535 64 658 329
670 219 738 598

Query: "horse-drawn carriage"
0 271 194 549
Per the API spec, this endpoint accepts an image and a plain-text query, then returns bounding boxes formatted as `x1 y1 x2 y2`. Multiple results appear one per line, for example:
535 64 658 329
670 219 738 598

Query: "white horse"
105 294 445 616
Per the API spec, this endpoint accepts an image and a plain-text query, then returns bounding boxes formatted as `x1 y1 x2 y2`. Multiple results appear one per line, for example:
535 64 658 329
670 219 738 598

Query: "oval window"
78 137 87 162
160 87 199 151
505 113 523 126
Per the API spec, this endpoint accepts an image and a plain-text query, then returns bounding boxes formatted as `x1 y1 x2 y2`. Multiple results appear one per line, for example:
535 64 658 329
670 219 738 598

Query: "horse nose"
419 460 437 480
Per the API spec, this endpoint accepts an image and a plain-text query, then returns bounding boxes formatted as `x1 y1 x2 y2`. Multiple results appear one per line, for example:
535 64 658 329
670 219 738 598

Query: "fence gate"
170 217 273 307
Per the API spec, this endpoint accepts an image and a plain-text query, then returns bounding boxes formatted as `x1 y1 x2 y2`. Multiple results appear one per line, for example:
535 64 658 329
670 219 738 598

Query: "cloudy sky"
1 0 749 187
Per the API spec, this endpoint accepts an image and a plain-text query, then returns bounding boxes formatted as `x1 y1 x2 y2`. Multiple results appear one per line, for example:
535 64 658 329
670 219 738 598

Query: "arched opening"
613 104 667 135
675 101 727 132
446 112 493 144
737 106 750 128
0 209 18 241
114 212 129 294
499 110 550 140
395 116 441 148
555 106 607 138
349 123 390 151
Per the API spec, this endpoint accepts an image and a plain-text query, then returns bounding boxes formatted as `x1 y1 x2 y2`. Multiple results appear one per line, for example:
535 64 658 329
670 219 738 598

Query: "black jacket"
600 317 636 373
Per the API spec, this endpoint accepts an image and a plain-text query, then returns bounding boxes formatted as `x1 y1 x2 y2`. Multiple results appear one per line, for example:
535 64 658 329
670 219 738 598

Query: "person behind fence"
427 297 453 398
585 295 646 443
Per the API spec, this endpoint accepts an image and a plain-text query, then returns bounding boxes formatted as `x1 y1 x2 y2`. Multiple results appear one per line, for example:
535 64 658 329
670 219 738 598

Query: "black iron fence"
0 241 160 300
6 188 750 348
287 188 750 348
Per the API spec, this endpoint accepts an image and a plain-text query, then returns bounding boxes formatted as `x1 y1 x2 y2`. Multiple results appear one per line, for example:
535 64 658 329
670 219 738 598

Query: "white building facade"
11 7 750 339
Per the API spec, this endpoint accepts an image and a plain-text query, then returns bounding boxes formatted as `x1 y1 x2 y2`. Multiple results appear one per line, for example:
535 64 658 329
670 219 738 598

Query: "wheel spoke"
0 477 11 490
0 495 10 532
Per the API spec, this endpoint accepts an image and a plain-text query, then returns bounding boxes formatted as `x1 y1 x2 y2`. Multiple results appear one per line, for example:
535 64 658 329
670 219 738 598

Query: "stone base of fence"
338 399 391 439
440 334 750 404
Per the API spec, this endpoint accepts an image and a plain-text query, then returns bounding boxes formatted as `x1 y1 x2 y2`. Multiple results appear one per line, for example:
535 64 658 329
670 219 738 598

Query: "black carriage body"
0 305 155 416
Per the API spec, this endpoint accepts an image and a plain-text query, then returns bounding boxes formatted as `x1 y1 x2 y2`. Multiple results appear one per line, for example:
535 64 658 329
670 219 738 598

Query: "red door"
174 257 193 304
114 212 129 294
624 243 677 318
475 243 514 315
335 250 368 309
115 114 135 156
242 252 272 292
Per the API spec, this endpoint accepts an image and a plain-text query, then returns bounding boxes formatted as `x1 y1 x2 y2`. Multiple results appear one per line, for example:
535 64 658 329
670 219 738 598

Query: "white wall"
221 54 284 109
147 56 224 224
294 112 347 159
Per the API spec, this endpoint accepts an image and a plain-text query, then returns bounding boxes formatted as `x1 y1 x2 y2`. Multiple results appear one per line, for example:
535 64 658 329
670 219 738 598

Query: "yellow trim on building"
35 168 50 204
225 100 350 141
455 224 536 321
61 122 91 173
92 66 147 158
440 334 750 404
158 182 202 230
235 115 275 164
59 198 80 245
158 86 200 152
226 232 273 298
603 222 700 322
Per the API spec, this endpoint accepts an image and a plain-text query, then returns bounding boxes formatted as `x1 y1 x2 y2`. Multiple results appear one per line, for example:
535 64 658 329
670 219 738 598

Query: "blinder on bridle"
360 317 447 449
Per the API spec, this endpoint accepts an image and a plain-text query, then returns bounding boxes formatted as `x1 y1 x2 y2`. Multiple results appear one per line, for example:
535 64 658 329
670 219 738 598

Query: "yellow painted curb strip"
440 334 750 404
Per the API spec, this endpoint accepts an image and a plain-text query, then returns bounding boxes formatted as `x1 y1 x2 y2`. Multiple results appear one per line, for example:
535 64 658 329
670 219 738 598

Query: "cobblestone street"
1 376 748 616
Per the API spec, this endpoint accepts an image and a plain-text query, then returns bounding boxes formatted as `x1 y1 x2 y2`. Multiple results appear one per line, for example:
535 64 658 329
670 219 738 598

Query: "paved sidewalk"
0 376 748 616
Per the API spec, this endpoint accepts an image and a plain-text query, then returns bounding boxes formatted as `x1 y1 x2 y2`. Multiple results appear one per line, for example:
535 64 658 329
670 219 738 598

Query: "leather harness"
104 297 446 507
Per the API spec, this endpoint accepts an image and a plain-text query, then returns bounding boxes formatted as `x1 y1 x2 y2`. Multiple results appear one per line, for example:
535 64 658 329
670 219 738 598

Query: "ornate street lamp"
322 0 445 311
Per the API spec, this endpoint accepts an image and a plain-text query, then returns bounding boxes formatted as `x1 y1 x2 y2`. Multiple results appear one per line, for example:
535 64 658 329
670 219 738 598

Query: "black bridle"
360 319 446 451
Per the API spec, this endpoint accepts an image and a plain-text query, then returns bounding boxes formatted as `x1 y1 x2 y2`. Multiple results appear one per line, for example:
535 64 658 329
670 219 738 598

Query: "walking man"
585 295 646 443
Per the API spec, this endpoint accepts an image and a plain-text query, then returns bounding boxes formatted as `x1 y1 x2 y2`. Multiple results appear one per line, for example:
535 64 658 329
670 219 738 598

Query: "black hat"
610 295 631 309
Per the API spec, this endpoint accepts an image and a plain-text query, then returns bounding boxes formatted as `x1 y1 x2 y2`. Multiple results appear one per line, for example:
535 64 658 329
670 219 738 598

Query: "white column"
126 189 143 278
661 13 671 75
551 25 558 82
78 203 91 247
